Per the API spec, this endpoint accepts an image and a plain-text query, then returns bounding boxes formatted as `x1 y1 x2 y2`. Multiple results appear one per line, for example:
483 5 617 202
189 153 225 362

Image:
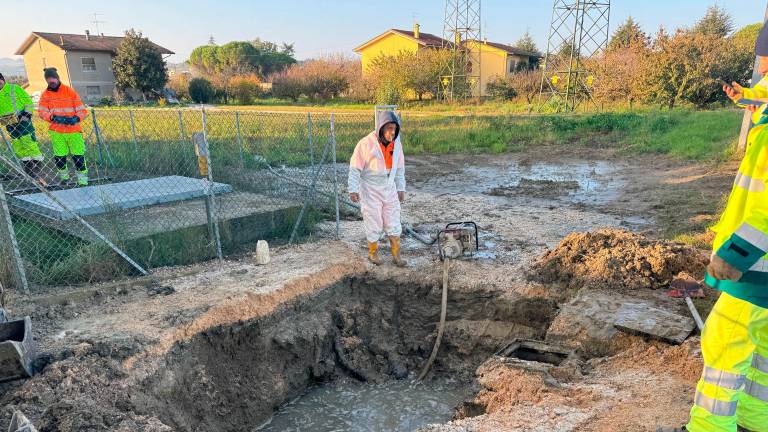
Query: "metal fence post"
235 111 245 168
330 113 340 240
200 107 224 261
91 108 105 166
308 112 314 167
129 109 139 156
178 110 186 142
0 181 29 294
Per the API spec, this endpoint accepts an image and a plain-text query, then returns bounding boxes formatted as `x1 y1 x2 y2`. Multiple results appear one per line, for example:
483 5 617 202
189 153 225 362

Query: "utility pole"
737 1 768 153
538 0 611 112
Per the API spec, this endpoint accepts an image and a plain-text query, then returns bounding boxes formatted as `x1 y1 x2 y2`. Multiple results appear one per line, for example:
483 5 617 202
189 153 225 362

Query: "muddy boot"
656 426 687 432
368 242 381 265
389 236 407 267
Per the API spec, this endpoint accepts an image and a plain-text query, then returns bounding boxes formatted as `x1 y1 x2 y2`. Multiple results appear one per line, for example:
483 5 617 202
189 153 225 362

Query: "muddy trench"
133 274 558 432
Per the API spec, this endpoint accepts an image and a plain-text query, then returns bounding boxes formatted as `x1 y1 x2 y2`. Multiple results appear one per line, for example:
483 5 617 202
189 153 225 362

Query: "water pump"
437 222 479 261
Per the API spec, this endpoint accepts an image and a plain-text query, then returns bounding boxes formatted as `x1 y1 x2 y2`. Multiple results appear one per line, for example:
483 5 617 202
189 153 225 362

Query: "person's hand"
708 254 743 282
349 192 360 203
70 116 81 124
50 115 65 124
747 104 758 113
398 191 406 203
723 81 744 102
17 111 32 122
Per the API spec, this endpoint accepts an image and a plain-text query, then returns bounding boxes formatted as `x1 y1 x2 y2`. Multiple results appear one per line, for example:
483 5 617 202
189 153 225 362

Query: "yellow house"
354 25 541 97
15 31 173 101
466 40 541 96
353 24 448 73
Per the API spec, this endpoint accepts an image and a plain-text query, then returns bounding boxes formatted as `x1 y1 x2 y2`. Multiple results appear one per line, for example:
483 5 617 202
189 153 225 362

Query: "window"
86 86 101 96
509 60 518 73
81 57 96 72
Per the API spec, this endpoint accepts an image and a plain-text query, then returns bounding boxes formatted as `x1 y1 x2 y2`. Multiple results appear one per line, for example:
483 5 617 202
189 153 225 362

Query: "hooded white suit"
348 111 406 243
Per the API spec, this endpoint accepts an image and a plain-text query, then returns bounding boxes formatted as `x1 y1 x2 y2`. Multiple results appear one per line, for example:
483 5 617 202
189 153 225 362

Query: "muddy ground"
0 146 737 431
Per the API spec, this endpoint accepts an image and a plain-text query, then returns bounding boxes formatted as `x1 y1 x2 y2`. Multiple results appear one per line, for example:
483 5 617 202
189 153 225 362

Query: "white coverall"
348 112 406 243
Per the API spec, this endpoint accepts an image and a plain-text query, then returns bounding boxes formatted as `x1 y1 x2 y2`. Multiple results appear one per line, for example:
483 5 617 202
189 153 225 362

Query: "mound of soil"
529 229 708 291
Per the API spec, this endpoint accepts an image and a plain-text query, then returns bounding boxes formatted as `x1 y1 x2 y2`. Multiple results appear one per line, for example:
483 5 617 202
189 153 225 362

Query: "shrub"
188 77 216 104
486 76 519 100
229 74 263 104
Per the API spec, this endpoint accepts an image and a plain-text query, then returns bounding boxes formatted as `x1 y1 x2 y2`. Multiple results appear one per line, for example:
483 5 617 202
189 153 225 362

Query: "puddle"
419 160 623 206
256 378 471 432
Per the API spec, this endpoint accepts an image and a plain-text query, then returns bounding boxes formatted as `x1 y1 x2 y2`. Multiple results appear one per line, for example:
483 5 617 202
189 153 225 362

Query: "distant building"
15 31 174 101
353 24 541 97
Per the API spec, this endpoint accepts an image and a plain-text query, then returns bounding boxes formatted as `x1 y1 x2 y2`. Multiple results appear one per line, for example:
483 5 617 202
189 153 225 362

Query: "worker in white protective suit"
348 110 407 267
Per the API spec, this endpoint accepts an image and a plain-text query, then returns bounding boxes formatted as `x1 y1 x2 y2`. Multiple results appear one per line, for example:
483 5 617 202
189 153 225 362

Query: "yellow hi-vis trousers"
687 292 768 432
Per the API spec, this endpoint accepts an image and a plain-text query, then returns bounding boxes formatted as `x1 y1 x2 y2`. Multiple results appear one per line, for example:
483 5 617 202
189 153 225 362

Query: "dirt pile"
529 229 708 291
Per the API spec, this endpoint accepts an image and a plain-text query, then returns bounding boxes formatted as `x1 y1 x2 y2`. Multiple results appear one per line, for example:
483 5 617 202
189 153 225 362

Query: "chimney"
85 30 90 40
413 23 420 39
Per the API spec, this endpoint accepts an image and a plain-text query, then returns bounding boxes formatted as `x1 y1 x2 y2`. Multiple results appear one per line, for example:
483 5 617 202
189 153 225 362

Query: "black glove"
51 115 66 124
17 111 32 121
71 115 81 124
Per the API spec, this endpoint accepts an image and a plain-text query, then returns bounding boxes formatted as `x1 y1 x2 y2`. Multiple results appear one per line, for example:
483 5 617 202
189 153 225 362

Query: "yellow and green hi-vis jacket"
707 75 768 307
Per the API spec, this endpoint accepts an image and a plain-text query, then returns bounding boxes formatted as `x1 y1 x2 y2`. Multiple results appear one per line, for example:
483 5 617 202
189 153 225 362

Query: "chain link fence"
0 107 389 291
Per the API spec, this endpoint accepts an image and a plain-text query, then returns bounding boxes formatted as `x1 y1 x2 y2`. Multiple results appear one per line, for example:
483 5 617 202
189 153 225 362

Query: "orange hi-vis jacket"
37 84 88 133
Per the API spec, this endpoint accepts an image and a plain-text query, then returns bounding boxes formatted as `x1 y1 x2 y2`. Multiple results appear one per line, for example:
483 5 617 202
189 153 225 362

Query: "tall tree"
607 16 648 50
515 30 540 55
112 29 168 100
692 4 734 37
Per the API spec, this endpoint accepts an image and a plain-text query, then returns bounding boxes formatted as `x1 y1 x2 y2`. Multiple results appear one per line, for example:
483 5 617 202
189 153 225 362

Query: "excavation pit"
132 274 559 432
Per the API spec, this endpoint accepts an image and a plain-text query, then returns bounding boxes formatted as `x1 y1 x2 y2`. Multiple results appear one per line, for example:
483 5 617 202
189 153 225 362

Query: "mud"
487 178 581 199
529 228 709 292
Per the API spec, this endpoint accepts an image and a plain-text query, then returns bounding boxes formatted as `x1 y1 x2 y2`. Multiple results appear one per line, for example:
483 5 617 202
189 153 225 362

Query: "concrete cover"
11 176 233 220
614 302 695 344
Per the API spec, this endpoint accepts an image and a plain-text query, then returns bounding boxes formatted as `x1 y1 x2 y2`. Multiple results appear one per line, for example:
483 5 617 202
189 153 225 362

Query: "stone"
256 240 270 265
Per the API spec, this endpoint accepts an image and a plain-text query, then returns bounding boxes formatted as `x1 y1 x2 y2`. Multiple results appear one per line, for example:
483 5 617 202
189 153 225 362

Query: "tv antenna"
91 13 106 35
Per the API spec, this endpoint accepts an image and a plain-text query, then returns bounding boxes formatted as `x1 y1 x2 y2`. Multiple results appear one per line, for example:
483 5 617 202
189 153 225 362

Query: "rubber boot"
656 426 686 432
389 236 407 267
76 171 88 187
368 242 381 265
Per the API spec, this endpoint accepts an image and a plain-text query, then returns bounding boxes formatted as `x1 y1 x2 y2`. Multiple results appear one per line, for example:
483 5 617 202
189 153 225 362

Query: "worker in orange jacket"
37 68 89 186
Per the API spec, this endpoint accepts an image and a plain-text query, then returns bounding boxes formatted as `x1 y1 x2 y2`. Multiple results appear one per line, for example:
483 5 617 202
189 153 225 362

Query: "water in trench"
256 377 471 432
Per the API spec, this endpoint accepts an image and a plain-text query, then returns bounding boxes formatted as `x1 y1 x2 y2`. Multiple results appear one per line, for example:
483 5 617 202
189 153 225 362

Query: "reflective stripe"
745 379 768 402
749 259 768 272
736 223 768 252
9 84 17 114
36 106 51 112
694 391 738 416
734 172 766 192
48 107 78 114
753 353 768 374
74 105 86 111
702 366 745 390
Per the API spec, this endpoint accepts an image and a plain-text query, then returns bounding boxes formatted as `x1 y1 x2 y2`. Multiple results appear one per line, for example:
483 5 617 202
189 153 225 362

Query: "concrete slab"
614 303 695 344
546 290 694 352
10 176 233 220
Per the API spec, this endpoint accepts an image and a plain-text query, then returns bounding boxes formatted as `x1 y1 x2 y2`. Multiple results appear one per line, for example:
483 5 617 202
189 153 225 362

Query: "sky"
2 0 765 63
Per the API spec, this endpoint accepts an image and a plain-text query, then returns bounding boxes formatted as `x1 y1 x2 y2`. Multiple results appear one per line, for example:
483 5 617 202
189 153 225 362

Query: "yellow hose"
417 258 450 382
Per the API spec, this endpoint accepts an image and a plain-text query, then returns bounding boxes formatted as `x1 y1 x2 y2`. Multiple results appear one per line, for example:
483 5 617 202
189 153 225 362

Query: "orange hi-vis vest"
37 84 88 133
379 141 394 170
